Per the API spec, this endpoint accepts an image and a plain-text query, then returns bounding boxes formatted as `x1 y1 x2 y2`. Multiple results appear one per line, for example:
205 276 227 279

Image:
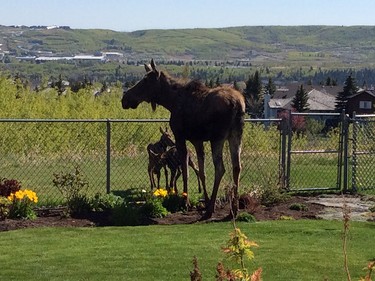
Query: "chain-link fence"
285 112 343 191
0 119 282 206
351 114 375 191
2 114 374 205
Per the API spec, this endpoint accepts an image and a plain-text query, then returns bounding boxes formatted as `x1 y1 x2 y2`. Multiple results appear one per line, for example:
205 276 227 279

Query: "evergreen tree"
244 70 263 117
215 77 221 87
335 74 358 113
265 77 276 97
55 74 64 96
292 84 309 112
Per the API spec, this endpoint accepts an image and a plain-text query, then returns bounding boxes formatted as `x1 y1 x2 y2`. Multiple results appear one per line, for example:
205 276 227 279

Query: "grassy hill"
2 25 375 67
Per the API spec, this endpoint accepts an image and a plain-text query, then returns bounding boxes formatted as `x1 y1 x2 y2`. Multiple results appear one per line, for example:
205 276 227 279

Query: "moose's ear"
150 59 157 71
144 63 152 72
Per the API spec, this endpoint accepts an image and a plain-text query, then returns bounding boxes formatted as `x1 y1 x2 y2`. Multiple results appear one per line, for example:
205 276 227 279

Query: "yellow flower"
7 189 38 203
153 188 168 197
24 189 38 203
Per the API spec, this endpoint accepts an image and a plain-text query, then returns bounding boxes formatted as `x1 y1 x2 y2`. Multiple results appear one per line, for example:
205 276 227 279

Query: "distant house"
265 84 341 118
346 90 375 116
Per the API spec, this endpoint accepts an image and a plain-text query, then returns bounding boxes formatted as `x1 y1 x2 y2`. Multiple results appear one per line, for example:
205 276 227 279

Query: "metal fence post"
351 112 358 193
340 110 349 193
280 116 288 189
106 119 111 194
286 110 292 190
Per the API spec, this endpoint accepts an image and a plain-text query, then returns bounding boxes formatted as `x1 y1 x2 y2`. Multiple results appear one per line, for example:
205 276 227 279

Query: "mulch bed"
0 196 324 232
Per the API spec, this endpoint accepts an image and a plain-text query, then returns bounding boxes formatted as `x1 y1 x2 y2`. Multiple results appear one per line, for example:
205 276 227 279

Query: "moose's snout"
121 92 138 109
121 92 129 109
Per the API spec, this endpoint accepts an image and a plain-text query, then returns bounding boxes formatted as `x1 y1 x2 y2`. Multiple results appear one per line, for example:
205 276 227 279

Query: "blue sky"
2 0 375 31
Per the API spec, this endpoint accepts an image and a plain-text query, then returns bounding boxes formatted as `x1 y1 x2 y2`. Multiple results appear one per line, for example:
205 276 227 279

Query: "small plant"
7 189 38 219
53 166 89 216
0 178 22 197
369 205 375 213
254 175 289 207
360 261 375 281
0 197 11 220
279 215 294 220
190 256 202 281
342 201 351 281
141 197 168 218
236 212 256 223
162 193 186 213
91 193 124 212
289 203 309 211
219 227 262 280
67 194 91 217
111 202 140 226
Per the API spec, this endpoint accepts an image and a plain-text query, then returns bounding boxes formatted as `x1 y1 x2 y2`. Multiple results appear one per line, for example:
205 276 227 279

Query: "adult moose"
122 59 245 218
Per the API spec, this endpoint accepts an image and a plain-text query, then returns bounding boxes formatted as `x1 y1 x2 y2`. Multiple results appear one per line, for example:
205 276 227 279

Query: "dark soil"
0 196 325 232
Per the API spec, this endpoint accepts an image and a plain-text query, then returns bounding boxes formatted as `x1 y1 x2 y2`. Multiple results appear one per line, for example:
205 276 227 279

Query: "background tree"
265 77 276 97
335 74 358 113
181 63 190 79
244 70 263 117
292 84 309 112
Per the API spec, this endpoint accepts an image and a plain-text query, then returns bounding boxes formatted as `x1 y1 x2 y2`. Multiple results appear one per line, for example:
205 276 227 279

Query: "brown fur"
122 59 245 218
151 146 202 194
146 128 175 190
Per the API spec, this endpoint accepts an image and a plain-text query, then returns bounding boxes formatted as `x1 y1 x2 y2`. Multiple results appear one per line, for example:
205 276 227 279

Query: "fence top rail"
0 118 170 123
353 114 375 118
245 118 282 122
0 118 282 123
290 112 341 117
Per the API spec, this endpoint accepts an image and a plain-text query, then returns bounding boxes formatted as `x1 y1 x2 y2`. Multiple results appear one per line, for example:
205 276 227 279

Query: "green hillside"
2 25 375 67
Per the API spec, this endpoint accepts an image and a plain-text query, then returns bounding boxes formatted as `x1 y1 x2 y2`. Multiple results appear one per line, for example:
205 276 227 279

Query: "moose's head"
121 59 161 111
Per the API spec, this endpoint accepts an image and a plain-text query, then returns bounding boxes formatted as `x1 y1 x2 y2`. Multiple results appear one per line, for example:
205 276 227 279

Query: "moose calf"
147 128 175 190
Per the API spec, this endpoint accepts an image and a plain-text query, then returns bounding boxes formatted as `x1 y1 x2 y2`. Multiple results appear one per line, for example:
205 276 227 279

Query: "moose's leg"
148 165 155 190
156 169 161 188
164 167 170 192
205 139 225 218
192 141 208 204
228 134 242 218
170 167 181 194
174 168 182 194
176 140 189 203
188 156 202 194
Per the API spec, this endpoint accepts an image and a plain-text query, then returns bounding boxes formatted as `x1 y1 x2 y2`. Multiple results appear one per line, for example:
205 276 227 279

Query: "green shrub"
91 193 124 212
236 212 256 223
141 198 168 218
52 166 89 216
111 202 140 226
279 215 294 220
113 188 148 203
369 205 375 213
68 194 91 217
289 203 309 211
0 197 10 220
258 176 289 207
162 194 186 213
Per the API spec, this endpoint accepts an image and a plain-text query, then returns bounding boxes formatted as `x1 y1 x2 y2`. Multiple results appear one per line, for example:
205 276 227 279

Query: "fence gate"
351 114 375 192
284 112 346 192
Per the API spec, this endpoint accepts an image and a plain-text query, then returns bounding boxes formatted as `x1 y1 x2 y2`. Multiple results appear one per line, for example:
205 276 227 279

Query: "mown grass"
0 220 374 280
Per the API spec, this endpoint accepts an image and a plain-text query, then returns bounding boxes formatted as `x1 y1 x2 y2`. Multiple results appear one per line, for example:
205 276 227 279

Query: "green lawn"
0 220 374 281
